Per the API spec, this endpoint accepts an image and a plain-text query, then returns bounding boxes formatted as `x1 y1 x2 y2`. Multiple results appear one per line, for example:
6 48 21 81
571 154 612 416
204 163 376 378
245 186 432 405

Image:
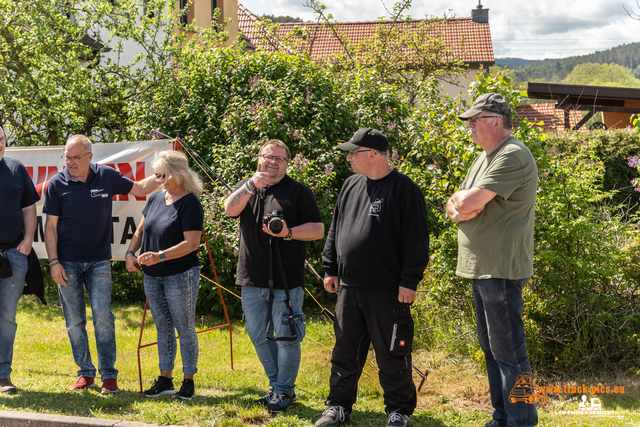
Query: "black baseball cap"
459 93 512 119
338 128 389 151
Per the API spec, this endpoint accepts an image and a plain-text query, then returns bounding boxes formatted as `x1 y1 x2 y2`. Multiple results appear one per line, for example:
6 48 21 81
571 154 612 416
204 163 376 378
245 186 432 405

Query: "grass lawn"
1 295 639 426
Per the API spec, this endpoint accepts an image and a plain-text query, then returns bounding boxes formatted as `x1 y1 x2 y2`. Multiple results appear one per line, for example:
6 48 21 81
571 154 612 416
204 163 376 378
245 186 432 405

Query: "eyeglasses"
63 151 91 162
468 115 500 125
260 154 288 164
155 173 166 179
347 149 373 157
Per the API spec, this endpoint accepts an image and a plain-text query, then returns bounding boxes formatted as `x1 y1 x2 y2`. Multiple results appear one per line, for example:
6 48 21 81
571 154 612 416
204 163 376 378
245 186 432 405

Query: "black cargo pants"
325 286 416 416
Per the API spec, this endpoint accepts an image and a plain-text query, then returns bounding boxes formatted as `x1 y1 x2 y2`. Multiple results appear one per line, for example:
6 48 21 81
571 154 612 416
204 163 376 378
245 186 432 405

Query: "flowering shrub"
113 34 640 373
629 155 640 198
119 40 410 314
414 72 640 373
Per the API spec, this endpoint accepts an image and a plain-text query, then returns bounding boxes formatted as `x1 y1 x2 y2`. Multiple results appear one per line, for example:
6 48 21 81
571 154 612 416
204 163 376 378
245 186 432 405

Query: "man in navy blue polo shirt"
43 134 160 394
0 126 40 395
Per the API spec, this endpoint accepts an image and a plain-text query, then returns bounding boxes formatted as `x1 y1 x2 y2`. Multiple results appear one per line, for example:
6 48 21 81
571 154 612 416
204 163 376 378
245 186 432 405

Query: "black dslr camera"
263 210 284 234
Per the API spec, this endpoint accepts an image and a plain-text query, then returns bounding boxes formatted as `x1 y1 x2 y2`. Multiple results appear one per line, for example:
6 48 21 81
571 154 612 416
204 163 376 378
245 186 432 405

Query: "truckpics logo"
508 372 547 404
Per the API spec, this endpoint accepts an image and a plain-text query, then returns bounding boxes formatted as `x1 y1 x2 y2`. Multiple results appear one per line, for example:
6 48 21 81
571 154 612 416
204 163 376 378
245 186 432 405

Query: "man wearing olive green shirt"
446 93 538 427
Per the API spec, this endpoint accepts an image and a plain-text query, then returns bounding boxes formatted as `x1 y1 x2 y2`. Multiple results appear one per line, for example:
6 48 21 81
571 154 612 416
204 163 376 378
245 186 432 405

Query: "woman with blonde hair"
126 150 204 400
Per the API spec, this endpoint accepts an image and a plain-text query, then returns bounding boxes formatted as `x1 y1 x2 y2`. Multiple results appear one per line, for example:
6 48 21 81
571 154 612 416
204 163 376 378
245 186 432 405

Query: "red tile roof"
515 103 586 132
237 3 494 66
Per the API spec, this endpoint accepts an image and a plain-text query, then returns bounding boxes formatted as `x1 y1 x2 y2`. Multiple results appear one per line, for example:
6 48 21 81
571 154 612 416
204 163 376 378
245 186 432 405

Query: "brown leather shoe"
0 378 17 395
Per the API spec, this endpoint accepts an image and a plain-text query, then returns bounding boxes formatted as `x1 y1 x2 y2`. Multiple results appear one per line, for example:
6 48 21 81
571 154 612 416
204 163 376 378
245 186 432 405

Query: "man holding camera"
224 139 324 412
317 128 430 427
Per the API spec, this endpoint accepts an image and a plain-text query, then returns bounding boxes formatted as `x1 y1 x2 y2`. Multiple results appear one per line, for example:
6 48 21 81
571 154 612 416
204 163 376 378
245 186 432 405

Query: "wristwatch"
158 250 166 262
284 228 293 241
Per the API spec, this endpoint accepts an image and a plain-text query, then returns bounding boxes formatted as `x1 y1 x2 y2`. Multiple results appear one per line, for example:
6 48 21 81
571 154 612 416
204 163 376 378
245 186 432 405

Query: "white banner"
6 140 175 260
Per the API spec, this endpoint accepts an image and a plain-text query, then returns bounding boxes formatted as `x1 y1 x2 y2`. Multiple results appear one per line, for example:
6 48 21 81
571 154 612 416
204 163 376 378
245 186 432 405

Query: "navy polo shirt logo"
91 188 109 198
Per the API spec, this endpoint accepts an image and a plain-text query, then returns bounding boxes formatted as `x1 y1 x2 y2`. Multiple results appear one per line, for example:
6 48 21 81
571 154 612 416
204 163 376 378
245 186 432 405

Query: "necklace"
165 189 185 205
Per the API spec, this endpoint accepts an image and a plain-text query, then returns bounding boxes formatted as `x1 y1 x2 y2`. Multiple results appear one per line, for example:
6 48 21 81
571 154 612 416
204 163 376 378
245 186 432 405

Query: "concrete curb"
0 410 184 427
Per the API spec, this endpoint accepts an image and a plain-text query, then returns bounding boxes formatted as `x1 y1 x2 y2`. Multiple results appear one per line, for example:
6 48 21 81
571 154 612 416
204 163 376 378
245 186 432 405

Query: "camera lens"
269 217 283 234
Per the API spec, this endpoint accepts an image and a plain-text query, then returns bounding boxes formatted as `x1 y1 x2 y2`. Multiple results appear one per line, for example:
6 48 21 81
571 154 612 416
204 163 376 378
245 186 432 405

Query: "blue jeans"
0 249 28 379
58 260 117 380
144 267 201 375
473 278 538 427
242 286 306 396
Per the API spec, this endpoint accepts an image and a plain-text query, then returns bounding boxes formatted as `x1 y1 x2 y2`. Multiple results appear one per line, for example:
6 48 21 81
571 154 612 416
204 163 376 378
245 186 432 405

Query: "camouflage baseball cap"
458 93 512 119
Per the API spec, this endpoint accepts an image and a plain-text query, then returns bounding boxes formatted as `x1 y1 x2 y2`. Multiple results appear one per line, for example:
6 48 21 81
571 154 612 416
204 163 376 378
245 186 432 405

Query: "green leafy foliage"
415 71 640 374
0 0 183 145
526 142 640 371
302 0 466 106
8 0 640 374
543 130 640 212
118 41 410 314
414 70 543 347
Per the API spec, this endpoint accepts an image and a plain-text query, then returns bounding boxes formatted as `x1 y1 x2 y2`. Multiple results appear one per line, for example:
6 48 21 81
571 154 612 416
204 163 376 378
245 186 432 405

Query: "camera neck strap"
265 235 298 342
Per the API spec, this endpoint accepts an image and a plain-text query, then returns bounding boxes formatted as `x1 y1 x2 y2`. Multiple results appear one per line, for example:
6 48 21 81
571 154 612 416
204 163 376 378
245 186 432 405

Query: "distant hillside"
494 58 538 68
498 42 640 86
259 14 304 23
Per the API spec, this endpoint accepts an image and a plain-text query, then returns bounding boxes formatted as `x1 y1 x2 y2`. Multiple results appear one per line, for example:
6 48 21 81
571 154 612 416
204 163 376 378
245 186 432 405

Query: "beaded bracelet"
125 251 136 258
49 261 61 267
48 257 58 264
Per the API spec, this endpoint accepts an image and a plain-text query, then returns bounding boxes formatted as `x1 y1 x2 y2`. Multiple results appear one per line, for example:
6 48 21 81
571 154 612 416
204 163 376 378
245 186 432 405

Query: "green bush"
420 134 640 373
416 73 640 374
414 71 545 347
526 142 640 371
111 39 640 374
544 130 640 213
119 40 411 315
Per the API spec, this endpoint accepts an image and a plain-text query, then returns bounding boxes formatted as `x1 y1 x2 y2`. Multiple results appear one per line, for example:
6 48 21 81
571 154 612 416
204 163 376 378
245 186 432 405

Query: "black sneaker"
386 411 408 427
315 406 351 426
265 392 295 412
143 376 175 397
254 388 275 406
174 379 195 400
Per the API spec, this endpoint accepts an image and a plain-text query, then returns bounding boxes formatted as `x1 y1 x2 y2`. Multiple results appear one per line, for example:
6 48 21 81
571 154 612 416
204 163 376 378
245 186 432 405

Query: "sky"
239 0 640 61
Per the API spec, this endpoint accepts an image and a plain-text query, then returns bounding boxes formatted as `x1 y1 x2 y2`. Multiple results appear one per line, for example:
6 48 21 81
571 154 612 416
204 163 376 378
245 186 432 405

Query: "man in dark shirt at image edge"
43 134 160 394
316 128 430 427
0 126 40 395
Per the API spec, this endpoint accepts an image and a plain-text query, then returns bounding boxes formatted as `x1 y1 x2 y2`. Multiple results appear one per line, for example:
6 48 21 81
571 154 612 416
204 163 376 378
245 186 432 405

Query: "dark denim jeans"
472 278 538 427
144 266 201 375
0 249 28 379
241 286 305 396
58 260 117 380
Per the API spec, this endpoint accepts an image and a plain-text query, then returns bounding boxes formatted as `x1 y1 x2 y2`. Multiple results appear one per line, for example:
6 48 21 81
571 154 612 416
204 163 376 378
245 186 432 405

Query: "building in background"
237 2 495 100
526 82 640 130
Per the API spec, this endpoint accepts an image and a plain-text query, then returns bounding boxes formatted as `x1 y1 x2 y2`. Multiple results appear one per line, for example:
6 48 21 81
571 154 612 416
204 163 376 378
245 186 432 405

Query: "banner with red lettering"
6 140 175 260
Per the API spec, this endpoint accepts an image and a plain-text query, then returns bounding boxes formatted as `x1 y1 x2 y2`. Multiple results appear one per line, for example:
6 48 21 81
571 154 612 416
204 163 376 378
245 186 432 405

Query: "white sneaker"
386 411 409 427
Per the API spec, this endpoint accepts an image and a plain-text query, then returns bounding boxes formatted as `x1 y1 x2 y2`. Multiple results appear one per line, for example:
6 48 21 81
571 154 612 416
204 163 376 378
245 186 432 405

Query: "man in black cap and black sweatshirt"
316 128 430 427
